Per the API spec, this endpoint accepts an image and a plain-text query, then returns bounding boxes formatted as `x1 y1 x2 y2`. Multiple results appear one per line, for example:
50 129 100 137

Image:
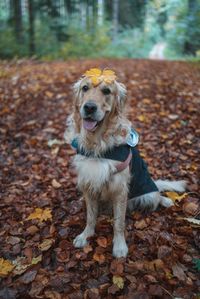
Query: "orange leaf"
96 236 108 248
93 252 105 264
27 208 52 222
0 258 15 277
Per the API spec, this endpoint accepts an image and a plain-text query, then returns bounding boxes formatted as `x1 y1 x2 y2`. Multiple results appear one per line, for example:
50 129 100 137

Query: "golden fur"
64 75 186 257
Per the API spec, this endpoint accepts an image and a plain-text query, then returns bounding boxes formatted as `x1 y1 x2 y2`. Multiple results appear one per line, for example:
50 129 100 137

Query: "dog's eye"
102 88 111 95
82 85 89 92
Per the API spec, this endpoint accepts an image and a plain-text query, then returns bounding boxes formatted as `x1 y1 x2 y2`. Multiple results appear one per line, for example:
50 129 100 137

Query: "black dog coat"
71 139 158 198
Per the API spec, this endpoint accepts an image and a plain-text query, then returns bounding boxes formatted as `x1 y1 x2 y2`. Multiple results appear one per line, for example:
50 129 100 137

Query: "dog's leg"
112 194 128 258
73 195 98 248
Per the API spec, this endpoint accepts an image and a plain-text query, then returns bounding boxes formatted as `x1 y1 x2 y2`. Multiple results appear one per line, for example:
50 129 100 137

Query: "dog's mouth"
83 118 102 132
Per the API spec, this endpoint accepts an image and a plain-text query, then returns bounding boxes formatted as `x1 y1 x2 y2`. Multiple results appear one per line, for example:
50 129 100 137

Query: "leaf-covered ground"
0 59 200 299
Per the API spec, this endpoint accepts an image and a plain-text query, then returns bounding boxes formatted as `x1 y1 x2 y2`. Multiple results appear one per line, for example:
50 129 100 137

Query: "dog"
64 68 186 258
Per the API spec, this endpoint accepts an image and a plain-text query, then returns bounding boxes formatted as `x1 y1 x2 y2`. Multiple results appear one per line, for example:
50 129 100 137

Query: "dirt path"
0 59 199 298
149 42 166 59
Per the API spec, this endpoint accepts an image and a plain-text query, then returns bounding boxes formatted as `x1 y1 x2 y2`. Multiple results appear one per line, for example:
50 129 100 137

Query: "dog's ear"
116 82 127 111
73 79 82 102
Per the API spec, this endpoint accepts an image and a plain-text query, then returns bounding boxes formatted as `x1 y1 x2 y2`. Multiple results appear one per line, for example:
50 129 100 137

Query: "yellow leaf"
27 208 52 222
84 68 101 77
102 69 117 84
112 275 124 289
137 115 146 122
38 239 54 251
165 270 173 280
165 192 187 203
0 258 15 277
31 255 42 265
84 68 117 86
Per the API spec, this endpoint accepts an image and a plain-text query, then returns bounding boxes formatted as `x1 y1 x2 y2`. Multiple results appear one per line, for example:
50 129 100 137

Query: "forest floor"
0 59 200 299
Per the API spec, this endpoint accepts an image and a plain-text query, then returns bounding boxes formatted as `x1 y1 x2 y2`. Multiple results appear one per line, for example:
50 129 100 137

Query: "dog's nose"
84 102 97 114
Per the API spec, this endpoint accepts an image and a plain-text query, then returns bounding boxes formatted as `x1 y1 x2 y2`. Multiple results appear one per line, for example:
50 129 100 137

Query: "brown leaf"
19 270 37 284
110 259 124 275
83 244 93 254
182 202 199 215
52 179 62 189
172 263 187 281
134 219 148 229
96 236 108 248
38 239 54 251
44 290 61 299
7 236 20 245
157 245 172 259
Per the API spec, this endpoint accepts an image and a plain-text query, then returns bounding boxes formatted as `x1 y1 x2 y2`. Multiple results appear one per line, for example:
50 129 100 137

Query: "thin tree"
112 0 119 41
28 0 35 56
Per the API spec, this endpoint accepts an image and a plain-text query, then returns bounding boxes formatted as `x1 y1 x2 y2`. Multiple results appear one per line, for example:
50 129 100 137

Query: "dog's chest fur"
73 154 130 200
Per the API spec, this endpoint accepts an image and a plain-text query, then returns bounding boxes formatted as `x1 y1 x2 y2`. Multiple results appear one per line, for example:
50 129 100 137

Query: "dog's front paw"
73 233 88 248
113 239 128 258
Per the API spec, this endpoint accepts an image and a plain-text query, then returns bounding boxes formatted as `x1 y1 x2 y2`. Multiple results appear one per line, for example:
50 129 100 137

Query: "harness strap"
114 150 132 174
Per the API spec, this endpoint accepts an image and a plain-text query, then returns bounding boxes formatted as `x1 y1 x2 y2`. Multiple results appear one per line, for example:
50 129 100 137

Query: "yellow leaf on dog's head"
27 208 52 222
112 275 124 289
84 68 117 86
0 258 14 277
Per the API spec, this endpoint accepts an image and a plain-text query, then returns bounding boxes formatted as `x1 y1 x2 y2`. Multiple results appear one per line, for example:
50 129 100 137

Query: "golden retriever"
64 68 186 258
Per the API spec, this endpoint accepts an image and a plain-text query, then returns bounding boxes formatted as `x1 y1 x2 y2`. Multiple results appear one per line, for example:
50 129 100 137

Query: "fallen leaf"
112 275 124 289
182 202 199 215
110 259 124 275
182 217 200 225
172 263 187 281
83 244 93 254
0 258 15 277
96 236 108 248
52 179 62 189
31 255 42 265
134 219 148 229
165 192 188 203
19 270 37 284
27 208 52 222
137 115 146 122
93 252 105 264
38 239 54 251
44 290 61 299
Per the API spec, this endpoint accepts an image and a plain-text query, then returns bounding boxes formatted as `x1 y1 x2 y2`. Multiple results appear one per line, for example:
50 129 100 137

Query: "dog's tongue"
83 119 97 131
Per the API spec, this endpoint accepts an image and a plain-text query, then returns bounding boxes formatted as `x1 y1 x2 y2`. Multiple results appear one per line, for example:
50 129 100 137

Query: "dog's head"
73 68 127 133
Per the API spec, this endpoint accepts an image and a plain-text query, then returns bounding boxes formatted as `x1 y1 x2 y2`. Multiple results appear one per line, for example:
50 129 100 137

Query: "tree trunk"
112 0 119 41
28 0 35 56
97 0 104 26
12 0 23 43
184 0 198 55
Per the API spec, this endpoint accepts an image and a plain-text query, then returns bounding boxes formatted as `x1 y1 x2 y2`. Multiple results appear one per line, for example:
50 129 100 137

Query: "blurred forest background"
0 0 200 60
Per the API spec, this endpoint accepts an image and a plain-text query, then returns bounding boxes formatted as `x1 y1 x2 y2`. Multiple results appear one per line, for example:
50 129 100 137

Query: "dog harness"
71 129 158 198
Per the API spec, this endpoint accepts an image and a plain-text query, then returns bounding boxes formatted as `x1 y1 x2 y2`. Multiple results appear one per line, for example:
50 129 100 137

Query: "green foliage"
0 27 28 59
193 259 200 272
103 28 153 58
0 0 200 60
